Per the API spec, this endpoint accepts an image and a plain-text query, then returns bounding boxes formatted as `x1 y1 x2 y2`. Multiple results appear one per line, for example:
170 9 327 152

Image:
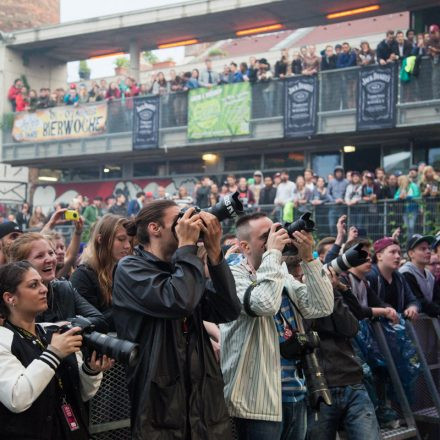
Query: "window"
59 166 100 182
428 147 440 170
224 154 262 172
311 152 341 180
102 165 122 180
169 159 204 175
133 162 163 177
264 152 304 169
383 146 411 174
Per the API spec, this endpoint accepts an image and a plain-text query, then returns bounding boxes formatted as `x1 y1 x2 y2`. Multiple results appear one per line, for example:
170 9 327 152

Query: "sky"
60 0 193 81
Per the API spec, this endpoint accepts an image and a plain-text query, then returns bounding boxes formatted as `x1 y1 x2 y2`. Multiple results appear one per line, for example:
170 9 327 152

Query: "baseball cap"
407 234 435 252
409 164 418 172
373 237 397 254
0 221 22 240
254 170 263 177
274 172 281 178
145 191 154 198
429 24 439 33
334 165 344 173
365 172 374 179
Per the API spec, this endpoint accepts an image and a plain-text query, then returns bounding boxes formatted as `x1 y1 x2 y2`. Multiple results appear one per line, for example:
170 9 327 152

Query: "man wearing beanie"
365 237 419 319
399 234 440 317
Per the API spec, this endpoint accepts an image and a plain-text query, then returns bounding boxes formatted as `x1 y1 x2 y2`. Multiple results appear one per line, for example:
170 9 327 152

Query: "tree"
142 51 159 65
78 60 91 80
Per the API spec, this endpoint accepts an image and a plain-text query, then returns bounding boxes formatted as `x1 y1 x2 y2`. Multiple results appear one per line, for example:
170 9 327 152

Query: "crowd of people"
7 25 440 113
0 180 439 439
3 161 438 243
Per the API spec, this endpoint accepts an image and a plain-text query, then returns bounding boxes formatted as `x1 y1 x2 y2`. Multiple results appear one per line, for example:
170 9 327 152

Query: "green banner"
187 82 251 139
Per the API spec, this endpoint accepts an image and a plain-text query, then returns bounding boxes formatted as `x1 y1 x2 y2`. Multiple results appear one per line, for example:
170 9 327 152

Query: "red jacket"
15 94 29 112
7 85 20 102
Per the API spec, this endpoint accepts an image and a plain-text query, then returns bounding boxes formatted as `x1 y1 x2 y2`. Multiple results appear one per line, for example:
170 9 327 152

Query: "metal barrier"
89 361 131 439
370 320 421 440
251 197 440 242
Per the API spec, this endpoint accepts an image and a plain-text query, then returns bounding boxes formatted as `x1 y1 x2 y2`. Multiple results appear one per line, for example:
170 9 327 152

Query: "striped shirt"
274 293 306 403
220 249 333 421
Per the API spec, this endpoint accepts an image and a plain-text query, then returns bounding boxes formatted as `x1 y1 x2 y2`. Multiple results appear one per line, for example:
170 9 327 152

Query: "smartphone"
64 210 79 221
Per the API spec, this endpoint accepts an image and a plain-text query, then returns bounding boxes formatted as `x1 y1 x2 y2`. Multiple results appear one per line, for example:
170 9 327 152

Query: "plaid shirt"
274 293 306 402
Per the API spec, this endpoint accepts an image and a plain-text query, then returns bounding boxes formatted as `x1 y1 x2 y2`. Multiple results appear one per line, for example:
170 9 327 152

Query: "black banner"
356 64 397 131
284 76 318 138
132 96 160 149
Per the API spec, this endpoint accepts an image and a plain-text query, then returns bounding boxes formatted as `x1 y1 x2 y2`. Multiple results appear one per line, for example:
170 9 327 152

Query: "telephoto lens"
83 331 139 367
323 242 369 275
59 316 139 367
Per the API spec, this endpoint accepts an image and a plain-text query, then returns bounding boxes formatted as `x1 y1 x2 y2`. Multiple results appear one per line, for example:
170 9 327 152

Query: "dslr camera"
280 329 332 410
268 212 315 255
59 316 139 367
323 242 369 275
176 191 244 222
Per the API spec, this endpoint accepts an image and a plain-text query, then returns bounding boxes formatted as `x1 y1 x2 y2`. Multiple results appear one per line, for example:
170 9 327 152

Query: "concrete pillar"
129 39 140 82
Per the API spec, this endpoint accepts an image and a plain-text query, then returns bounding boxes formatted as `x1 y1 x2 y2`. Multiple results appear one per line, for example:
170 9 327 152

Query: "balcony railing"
2 57 440 152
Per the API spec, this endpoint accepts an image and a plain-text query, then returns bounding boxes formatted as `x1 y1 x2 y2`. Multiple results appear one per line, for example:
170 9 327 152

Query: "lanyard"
9 322 67 397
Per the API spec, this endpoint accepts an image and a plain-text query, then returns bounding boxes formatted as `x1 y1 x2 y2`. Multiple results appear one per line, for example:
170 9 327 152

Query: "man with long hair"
112 200 240 439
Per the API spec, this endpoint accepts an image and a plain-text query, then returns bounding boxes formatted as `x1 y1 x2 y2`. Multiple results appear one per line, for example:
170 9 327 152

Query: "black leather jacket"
113 244 240 440
37 279 108 333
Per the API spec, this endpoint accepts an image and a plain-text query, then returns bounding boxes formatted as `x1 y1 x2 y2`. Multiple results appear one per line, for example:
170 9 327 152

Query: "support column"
129 39 140 83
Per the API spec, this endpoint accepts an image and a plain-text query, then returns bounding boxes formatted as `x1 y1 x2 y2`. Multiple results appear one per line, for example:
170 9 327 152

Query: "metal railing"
236 197 440 242
4 57 439 145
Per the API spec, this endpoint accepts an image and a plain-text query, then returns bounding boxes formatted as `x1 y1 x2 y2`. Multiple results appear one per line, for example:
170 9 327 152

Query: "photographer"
112 200 241 439
220 212 333 439
306 266 381 440
0 261 112 439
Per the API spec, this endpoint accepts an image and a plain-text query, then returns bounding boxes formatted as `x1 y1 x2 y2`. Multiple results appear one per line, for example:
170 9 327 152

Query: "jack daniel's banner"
132 96 160 149
284 76 318 138
357 64 397 131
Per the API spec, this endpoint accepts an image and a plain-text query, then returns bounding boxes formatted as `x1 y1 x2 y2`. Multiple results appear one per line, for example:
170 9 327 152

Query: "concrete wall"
0 0 59 32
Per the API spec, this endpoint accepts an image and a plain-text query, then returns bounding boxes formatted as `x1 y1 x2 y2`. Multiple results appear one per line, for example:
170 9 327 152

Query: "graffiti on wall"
33 176 199 213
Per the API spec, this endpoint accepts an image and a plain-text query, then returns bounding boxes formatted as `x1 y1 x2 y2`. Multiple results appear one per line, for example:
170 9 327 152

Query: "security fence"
244 197 440 242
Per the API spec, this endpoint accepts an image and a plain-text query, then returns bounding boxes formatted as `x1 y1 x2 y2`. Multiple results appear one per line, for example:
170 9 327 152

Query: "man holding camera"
112 200 241 440
220 212 333 439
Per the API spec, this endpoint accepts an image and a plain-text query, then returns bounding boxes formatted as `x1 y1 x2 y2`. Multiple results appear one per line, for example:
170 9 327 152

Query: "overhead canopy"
4 0 440 62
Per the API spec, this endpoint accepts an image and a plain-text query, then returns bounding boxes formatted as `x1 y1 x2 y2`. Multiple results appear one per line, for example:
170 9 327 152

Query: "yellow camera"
64 210 79 221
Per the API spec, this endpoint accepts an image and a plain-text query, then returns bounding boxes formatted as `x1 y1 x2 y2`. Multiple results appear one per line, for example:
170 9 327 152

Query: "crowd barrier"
238 197 440 241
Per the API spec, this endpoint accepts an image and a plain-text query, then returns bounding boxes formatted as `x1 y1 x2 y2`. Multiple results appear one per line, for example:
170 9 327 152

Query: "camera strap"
243 282 260 318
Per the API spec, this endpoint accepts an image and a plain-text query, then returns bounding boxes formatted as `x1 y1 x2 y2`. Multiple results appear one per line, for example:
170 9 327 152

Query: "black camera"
59 316 139 367
271 212 315 255
176 191 244 225
323 242 369 275
280 330 332 410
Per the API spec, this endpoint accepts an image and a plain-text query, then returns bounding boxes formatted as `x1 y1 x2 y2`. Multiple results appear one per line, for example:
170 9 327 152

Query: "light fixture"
38 176 58 182
236 23 283 37
158 39 199 49
202 153 218 162
326 5 380 20
343 145 356 153
103 167 110 173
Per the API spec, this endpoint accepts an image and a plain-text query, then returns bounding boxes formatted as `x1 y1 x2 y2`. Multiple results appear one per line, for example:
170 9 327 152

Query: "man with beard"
112 200 240 439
